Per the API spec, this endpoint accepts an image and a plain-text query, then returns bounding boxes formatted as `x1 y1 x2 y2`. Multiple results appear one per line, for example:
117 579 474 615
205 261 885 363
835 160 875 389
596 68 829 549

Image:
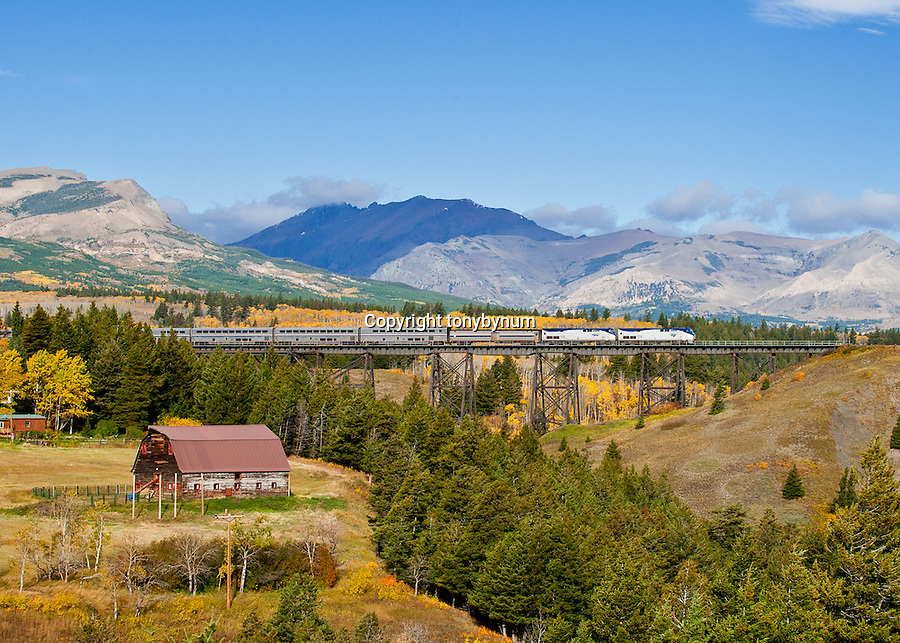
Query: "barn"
131 425 291 500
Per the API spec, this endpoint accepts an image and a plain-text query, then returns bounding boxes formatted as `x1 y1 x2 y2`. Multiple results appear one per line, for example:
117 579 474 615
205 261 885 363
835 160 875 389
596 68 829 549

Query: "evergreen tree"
708 504 748 549
822 437 900 634
9 301 24 339
782 464 805 499
49 306 76 354
830 467 858 512
891 414 900 450
89 339 125 423
112 331 158 431
21 304 52 357
709 383 727 415
265 572 333 643
352 612 386 643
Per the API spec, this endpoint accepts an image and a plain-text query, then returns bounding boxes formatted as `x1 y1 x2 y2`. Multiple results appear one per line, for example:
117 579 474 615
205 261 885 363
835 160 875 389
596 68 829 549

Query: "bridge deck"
187 340 844 357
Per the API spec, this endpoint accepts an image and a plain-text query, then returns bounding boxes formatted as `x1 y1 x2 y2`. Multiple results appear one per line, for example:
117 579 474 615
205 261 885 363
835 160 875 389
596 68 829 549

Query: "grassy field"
542 345 900 524
0 443 499 643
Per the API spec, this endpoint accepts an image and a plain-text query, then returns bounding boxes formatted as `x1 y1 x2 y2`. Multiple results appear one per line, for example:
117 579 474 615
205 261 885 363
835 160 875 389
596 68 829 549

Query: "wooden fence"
31 484 175 505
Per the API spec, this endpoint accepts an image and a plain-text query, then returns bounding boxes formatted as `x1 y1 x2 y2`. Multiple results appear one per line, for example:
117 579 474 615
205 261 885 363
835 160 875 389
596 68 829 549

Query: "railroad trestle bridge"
191 339 842 431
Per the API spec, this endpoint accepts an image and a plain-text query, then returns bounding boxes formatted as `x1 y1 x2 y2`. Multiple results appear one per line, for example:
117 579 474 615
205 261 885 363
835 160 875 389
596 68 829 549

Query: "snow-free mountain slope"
373 228 900 326
230 196 570 277
0 167 475 306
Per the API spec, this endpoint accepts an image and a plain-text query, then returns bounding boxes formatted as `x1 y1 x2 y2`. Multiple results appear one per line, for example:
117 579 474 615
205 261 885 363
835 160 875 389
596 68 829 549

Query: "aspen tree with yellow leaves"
26 349 93 433
0 348 27 408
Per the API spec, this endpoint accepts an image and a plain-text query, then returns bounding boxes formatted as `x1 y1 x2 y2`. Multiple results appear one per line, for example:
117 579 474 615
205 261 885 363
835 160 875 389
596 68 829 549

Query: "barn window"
256 482 262 490
234 472 241 480
0 421 4 428
271 482 277 489
213 483 220 490
194 483 200 490
25 421 31 428
168 483 173 490
234 482 241 490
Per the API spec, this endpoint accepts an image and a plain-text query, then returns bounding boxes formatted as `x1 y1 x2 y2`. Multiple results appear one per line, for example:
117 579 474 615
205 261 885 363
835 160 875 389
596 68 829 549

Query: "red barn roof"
145 425 290 473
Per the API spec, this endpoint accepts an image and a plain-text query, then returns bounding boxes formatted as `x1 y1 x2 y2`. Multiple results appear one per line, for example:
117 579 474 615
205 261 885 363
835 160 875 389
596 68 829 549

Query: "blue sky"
2 1 899 244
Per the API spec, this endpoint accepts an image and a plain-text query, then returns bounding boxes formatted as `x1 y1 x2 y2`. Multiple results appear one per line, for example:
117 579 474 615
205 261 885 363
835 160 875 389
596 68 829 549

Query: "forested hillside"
2 302 900 641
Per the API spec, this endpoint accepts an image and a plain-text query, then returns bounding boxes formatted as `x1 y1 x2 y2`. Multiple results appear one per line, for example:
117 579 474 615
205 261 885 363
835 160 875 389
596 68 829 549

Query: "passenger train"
151 325 696 347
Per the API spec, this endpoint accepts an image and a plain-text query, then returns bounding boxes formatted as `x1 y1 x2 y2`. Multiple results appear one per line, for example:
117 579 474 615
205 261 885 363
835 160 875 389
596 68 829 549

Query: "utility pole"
214 510 244 609
4 390 18 441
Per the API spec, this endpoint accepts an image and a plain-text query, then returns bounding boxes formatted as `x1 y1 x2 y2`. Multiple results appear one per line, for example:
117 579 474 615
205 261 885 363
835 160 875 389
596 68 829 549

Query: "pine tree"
891 413 900 450
829 467 858 512
22 304 52 357
782 464 805 499
558 436 568 452
709 383 727 415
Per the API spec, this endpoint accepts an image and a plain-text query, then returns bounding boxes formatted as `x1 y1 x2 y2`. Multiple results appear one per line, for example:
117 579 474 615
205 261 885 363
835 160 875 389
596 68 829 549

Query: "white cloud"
780 187 900 234
858 26 887 33
523 203 616 237
753 0 900 25
646 180 735 222
161 176 386 244
634 181 900 239
0 68 16 77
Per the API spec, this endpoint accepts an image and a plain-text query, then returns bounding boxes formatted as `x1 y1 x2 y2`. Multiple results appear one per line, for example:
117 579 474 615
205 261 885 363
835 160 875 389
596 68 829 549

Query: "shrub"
760 377 770 391
92 419 118 438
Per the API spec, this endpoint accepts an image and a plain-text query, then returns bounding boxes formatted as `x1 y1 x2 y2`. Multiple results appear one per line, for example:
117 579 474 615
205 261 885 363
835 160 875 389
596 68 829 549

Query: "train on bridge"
151 325 696 348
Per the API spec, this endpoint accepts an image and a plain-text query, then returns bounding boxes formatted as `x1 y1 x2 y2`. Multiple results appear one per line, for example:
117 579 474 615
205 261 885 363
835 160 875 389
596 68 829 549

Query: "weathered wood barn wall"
131 425 290 499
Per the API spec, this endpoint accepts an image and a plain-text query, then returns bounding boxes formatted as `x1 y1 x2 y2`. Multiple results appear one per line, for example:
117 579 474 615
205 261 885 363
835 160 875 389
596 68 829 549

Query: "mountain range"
0 167 472 308
231 196 568 277
2 166 898 328
234 195 900 328
372 228 900 327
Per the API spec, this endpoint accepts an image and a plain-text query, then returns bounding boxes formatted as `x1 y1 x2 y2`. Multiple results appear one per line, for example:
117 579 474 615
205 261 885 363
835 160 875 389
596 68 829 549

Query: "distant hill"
569 345 900 523
230 196 570 277
0 167 474 307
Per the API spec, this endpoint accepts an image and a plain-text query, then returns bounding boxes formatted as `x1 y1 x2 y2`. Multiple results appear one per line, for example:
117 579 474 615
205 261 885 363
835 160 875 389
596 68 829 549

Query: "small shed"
132 425 290 500
0 414 47 437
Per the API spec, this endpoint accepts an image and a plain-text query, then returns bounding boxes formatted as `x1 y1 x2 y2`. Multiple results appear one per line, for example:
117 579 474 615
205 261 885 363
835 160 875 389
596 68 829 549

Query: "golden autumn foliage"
0 349 27 410
26 349 93 431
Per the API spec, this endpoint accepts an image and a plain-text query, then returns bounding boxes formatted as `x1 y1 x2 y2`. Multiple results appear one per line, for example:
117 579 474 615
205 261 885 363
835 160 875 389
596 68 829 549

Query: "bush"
760 377 770 391
91 419 118 438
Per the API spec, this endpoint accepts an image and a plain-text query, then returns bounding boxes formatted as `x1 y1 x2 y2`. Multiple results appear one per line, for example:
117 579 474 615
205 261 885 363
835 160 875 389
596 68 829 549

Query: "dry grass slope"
575 346 900 523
